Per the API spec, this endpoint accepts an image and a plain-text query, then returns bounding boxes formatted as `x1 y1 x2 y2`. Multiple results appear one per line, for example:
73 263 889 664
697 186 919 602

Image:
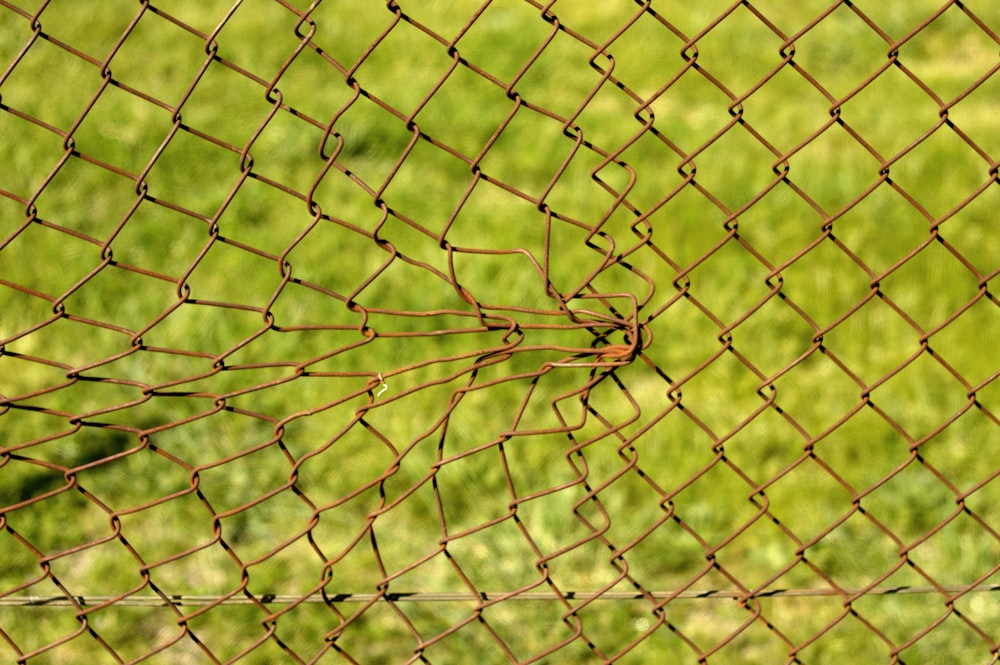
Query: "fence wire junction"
2 0 1000 663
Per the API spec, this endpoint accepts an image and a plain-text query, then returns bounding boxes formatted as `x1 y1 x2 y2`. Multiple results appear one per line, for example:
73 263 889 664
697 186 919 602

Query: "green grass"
2 1 1000 663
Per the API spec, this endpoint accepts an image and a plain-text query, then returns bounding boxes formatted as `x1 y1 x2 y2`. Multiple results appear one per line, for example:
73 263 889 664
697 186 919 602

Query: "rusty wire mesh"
2 0 1000 663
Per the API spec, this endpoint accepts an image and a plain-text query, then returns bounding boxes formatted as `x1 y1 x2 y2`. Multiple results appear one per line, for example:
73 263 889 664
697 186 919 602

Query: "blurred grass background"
1 0 1000 663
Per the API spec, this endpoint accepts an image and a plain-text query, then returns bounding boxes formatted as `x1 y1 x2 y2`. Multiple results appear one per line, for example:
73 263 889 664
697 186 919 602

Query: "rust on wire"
1 0 1000 662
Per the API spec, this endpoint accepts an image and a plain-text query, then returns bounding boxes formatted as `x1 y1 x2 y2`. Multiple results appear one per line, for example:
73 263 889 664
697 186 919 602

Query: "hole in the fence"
622 511 706 590
197 446 293 515
266 40 352 127
690 126 784 214
370 483 442 573
179 601 271 663
46 536 141 598
105 198 206 278
450 249 553 312
0 454 68 512
804 509 903 590
146 537 242 600
216 176 314 254
442 176 545 256
611 133 683 213
354 254 470 318
388 544 468 600
184 242 281 313
86 446 188 509
264 600 338 661
309 490 382 572
583 479 673 572
935 181 1000 276
637 183 732 272
601 11 686 98
11 338 142 410
497 430 577 500
2 3 1000 662
296 432 388 505
397 0 484 44
37 0 136 61
420 612 514 662
661 594 755 656
0 406 76 457
280 227 383 313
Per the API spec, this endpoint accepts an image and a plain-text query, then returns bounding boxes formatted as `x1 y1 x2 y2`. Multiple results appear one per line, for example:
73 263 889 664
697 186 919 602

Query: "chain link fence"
2 0 999 663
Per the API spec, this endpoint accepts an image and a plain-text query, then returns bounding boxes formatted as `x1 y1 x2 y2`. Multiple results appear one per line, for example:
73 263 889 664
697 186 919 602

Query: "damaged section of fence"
1 1 999 662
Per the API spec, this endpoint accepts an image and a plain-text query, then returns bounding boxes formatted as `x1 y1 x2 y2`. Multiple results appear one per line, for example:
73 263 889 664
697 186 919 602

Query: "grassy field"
2 0 1000 663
